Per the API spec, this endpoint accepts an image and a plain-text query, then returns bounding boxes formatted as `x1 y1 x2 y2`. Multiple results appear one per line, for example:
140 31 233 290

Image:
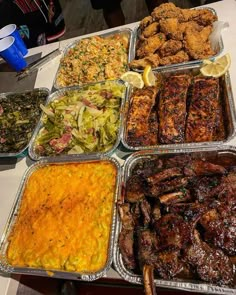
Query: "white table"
0 0 236 293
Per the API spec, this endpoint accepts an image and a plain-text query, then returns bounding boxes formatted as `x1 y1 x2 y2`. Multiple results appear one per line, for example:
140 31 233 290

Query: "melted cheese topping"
7 161 117 273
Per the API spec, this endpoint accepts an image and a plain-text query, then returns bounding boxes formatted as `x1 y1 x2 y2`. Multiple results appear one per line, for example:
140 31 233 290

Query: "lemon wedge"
143 65 157 86
200 53 231 78
120 71 144 88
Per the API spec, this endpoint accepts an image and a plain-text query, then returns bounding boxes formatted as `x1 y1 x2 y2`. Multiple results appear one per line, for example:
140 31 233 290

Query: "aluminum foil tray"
0 156 121 281
131 7 223 72
121 64 236 151
53 28 135 89
113 146 236 294
0 88 50 158
28 80 129 161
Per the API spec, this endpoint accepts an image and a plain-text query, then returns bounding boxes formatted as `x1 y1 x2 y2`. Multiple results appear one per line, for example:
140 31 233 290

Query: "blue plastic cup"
0 24 28 56
0 36 27 72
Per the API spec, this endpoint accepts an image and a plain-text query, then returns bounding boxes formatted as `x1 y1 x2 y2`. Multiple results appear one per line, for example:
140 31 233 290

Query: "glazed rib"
126 87 158 146
158 74 191 144
185 77 220 142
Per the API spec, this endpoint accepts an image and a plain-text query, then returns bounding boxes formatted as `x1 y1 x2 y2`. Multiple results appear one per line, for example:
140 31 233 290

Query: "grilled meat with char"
185 77 220 142
126 87 158 147
158 74 191 144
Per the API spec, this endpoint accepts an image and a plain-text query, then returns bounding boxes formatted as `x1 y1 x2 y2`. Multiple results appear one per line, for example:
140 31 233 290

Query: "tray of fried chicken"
113 147 236 294
129 3 223 71
122 64 236 151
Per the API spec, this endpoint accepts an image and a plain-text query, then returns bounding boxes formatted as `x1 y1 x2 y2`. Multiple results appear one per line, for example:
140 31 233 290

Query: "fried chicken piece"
159 40 182 57
141 22 159 39
151 3 184 22
159 18 183 40
140 15 153 30
184 26 215 60
180 21 203 35
137 33 166 58
159 50 189 66
182 8 218 26
129 54 160 69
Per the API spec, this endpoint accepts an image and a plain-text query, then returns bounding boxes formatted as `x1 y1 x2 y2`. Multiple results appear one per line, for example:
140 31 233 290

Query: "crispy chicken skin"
140 15 154 30
159 50 189 66
159 40 182 57
184 26 215 60
159 18 183 40
137 33 166 58
133 2 217 68
151 3 184 22
141 22 159 39
129 54 160 69
126 87 158 146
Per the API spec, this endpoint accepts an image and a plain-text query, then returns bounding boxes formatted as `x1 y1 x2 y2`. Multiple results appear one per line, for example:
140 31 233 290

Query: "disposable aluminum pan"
53 28 135 89
131 7 223 73
113 146 236 294
28 79 128 161
0 88 50 158
121 64 236 151
0 156 121 281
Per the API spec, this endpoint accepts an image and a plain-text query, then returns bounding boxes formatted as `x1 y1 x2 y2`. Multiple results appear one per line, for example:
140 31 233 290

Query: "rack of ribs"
158 74 191 144
126 87 158 146
185 77 220 142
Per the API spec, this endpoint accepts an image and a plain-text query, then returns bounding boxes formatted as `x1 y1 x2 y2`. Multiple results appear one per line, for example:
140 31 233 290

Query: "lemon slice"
143 65 157 86
120 71 144 88
200 53 231 78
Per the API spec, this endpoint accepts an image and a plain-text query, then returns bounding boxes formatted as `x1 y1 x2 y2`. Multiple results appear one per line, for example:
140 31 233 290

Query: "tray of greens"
0 88 49 157
28 80 128 160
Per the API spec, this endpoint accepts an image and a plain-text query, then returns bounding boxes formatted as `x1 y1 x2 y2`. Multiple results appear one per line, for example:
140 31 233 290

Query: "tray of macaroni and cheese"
0 156 121 280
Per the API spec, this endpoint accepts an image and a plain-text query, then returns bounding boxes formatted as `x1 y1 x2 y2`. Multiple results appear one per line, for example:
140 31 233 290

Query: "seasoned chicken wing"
140 15 154 30
129 54 160 69
160 50 189 66
182 8 218 26
180 21 203 35
159 18 183 40
137 33 166 58
184 26 215 60
151 3 184 22
159 40 182 57
141 22 159 39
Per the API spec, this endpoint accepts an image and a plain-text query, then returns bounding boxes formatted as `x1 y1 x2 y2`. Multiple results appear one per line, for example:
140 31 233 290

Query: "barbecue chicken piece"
147 167 183 185
184 26 215 60
129 54 160 69
125 175 146 203
136 33 166 58
159 50 189 66
185 77 220 142
159 40 182 57
141 22 159 39
184 230 234 285
118 203 136 269
159 18 183 40
126 87 158 146
149 176 190 197
186 159 226 176
158 74 191 143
